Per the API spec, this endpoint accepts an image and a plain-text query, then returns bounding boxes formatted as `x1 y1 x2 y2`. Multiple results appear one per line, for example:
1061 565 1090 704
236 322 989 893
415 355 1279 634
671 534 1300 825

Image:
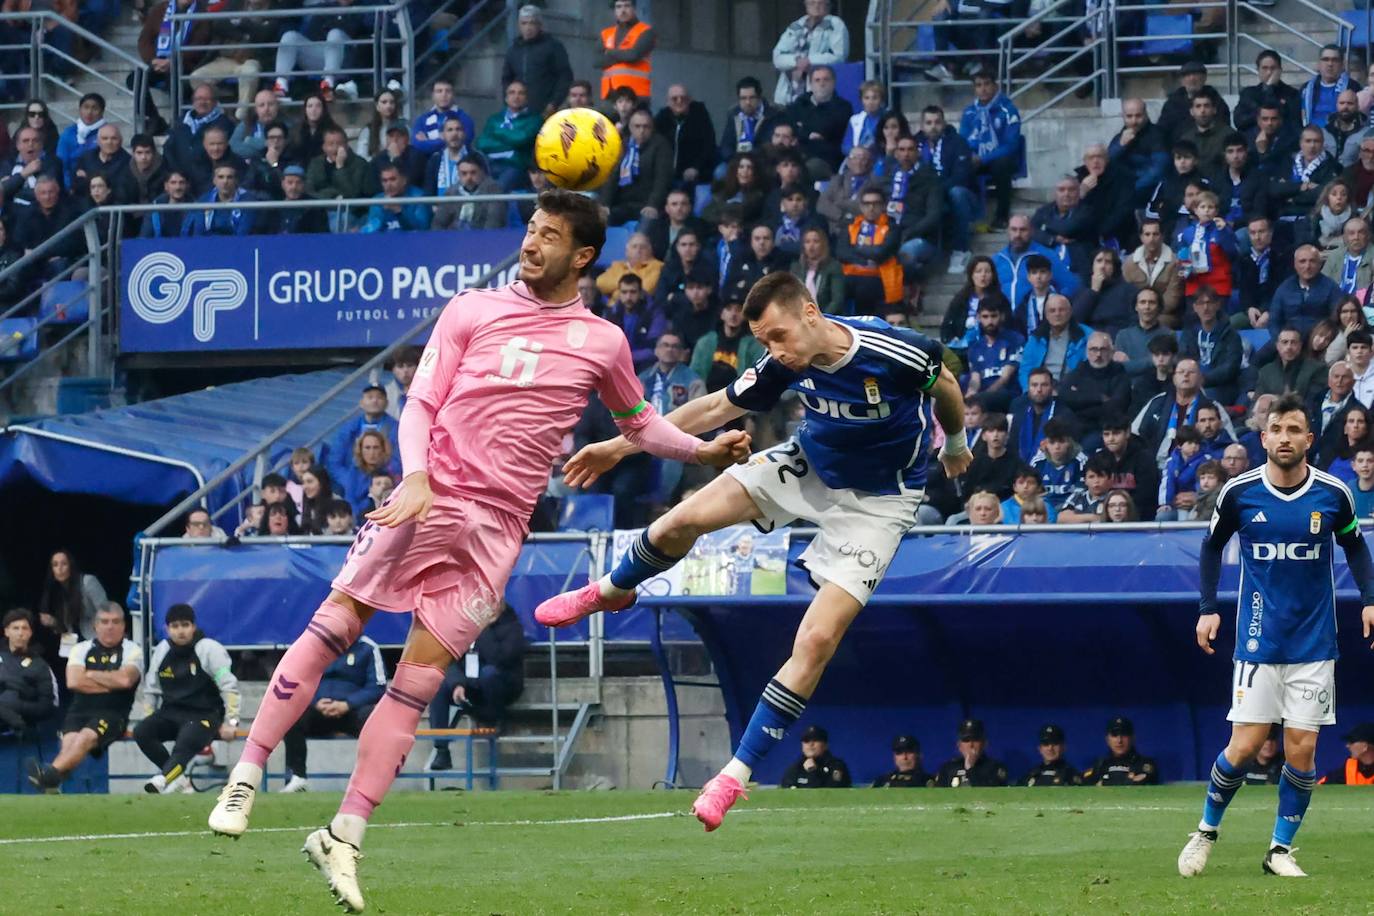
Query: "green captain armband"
1337 517 1360 537
610 400 649 420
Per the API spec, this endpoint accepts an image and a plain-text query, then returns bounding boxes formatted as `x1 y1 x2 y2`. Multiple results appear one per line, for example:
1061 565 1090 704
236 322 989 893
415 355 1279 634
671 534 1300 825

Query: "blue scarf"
887 167 911 220
1292 150 1329 183
1166 395 1201 438
1343 253 1363 293
716 239 732 290
777 215 801 247
1019 401 1056 461
500 107 525 130
183 104 224 135
201 187 249 233
856 112 878 149
736 111 758 150
856 219 877 246
1252 247 1270 285
619 140 640 187
1225 173 1244 224
1196 325 1219 368
155 0 195 58
1182 220 1221 274
1303 71 1350 124
919 136 944 174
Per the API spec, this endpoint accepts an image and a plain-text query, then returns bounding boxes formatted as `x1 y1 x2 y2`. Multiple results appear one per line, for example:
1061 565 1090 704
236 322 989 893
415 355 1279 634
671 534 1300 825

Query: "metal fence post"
83 219 103 378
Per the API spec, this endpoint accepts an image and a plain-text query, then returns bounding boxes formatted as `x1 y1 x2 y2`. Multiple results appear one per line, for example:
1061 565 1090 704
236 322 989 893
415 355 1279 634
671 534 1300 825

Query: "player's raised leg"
535 469 763 627
694 582 863 830
303 618 454 913
1178 720 1270 877
208 592 373 836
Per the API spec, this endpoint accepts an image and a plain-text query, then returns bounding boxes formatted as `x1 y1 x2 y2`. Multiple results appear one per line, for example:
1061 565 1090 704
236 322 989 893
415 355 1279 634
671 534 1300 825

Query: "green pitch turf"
3 786 1373 913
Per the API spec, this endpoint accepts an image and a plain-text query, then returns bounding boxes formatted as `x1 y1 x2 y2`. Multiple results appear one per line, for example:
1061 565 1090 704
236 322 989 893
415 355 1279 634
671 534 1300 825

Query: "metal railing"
167 1 414 122
0 11 149 131
1230 0 1356 89
998 0 1108 119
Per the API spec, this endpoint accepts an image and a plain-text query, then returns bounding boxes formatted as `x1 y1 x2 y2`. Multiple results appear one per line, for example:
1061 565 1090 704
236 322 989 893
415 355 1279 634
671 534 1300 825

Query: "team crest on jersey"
566 319 588 349
1310 512 1322 535
1246 638 1259 653
863 376 881 405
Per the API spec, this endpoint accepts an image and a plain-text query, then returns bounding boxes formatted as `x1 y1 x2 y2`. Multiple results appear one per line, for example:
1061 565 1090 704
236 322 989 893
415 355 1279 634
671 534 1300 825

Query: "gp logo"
127 252 248 342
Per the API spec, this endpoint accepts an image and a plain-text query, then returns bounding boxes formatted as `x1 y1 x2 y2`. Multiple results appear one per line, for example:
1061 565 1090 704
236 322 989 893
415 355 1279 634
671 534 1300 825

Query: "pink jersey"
407 280 646 518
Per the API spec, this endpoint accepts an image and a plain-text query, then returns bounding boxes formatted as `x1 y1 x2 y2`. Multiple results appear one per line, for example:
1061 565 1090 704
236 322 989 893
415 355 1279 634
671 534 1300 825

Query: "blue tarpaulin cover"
0 368 361 517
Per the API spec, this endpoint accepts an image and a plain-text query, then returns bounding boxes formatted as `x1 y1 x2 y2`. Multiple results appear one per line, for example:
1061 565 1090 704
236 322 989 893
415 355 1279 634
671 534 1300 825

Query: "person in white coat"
771 0 850 106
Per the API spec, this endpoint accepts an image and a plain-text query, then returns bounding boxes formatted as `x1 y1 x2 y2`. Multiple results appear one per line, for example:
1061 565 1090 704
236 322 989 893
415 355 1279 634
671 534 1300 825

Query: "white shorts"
1228 659 1336 732
725 438 921 605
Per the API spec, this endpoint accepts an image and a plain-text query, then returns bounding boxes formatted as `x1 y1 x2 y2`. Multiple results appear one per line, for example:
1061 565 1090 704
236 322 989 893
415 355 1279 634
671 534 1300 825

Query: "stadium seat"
40 281 89 325
693 182 712 216
557 493 615 532
1341 10 1370 50
599 225 633 268
1238 328 1270 355
0 318 38 362
1125 13 1193 59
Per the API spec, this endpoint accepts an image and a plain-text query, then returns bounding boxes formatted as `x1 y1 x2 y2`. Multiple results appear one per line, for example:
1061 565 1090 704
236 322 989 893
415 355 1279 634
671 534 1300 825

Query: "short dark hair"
1 608 33 629
1256 49 1280 67
1348 329 1374 348
618 272 643 288
1223 132 1248 150
1147 334 1179 355
166 603 196 625
79 91 105 110
1025 254 1052 273
1084 452 1116 476
1196 403 1221 420
1172 140 1199 158
1043 418 1074 440
371 469 394 482
458 154 486 172
1193 285 1221 305
1246 213 1271 228
1139 217 1162 232
536 188 606 262
1270 392 1310 428
570 78 593 96
261 473 288 489
1175 424 1202 445
391 345 423 368
1014 464 1040 484
130 133 155 151
921 104 945 119
1197 460 1224 479
743 271 811 321
325 498 353 518
1258 101 1283 115
982 412 1010 433
1028 366 1054 384
377 162 401 178
1100 410 1131 432
736 76 763 95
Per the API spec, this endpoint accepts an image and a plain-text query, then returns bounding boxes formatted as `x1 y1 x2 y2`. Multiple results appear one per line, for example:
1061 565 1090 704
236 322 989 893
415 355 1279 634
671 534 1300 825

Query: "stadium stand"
6 0 1374 801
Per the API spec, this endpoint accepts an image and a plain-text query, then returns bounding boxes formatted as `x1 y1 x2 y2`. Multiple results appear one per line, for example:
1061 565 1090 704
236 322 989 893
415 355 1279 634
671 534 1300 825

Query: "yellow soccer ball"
534 107 623 192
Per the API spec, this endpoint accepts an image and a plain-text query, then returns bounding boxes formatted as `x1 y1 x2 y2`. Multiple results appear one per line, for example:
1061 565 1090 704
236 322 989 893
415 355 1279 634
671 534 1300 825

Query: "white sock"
330 813 367 848
1198 820 1218 833
228 761 263 789
597 575 631 601
721 758 752 784
147 773 167 790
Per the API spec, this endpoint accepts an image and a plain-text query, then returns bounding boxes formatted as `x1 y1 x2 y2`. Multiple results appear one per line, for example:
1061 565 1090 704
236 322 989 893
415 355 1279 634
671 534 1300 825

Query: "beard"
1267 447 1306 470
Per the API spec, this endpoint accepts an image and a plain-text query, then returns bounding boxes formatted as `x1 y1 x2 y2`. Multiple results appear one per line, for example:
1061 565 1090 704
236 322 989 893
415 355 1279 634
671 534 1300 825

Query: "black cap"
1038 724 1065 745
801 725 828 742
361 384 386 395
957 718 985 741
1106 715 1134 737
1343 722 1374 744
1179 60 1206 76
892 735 920 753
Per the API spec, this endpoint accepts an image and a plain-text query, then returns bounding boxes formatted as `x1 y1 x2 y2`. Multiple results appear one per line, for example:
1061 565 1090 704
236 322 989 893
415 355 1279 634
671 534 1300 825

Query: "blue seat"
599 225 633 269
693 182 713 217
41 280 89 324
833 61 866 111
557 493 615 532
1125 13 1193 59
1239 328 1270 354
1341 10 1370 50
0 318 38 362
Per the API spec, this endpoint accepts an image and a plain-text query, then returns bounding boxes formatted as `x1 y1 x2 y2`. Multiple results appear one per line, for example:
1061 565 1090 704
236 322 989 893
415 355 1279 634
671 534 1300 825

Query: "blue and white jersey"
1031 451 1087 510
726 316 944 495
1205 466 1360 664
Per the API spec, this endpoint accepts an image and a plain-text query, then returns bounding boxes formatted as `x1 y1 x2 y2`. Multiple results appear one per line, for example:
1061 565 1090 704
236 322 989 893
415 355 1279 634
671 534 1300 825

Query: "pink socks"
241 600 362 769
338 661 446 820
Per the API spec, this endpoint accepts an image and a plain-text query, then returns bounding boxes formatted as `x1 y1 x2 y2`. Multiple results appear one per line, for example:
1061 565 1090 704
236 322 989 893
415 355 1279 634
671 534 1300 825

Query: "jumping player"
1178 393 1374 878
206 189 751 912
535 271 971 830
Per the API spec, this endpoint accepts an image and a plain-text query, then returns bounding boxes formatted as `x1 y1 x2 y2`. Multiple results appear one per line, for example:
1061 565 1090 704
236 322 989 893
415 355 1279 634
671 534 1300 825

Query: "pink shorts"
331 481 527 659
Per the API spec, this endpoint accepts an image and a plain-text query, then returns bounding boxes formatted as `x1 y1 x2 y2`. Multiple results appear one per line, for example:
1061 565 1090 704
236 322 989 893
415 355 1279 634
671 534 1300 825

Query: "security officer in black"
780 725 853 788
872 734 934 787
134 603 241 793
1244 724 1284 786
1082 715 1160 785
935 719 1009 787
0 609 57 734
1020 724 1083 786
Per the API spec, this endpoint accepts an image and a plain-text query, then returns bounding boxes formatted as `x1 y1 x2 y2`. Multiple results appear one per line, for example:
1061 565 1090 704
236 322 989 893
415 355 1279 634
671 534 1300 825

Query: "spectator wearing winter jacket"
411 79 476 158
842 80 886 156
1008 369 1079 464
1157 61 1232 143
1207 134 1269 229
960 74 1022 228
718 76 779 166
474 80 541 191
1071 248 1140 338
1178 287 1243 404
1122 219 1184 324
654 84 717 189
427 604 528 772
1269 126 1339 221
1130 358 1238 469
1173 191 1238 301
1321 216 1374 296
1234 51 1303 134
995 215 1080 312
502 6 573 116
1059 332 1132 442
1267 245 1343 341
1232 216 1290 330
605 272 671 370
1113 287 1173 379
817 145 874 236
1031 175 1096 278
1099 411 1162 520
770 0 849 106
358 164 432 234
1076 143 1136 250
1018 294 1091 390
1299 45 1362 128
1146 141 1214 239
915 105 976 272
0 610 57 733
280 636 385 791
786 65 853 179
1108 98 1170 207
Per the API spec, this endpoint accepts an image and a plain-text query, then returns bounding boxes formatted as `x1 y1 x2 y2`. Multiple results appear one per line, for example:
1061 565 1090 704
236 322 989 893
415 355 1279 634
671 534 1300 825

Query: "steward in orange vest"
599 0 654 100
837 189 903 308
1318 723 1374 784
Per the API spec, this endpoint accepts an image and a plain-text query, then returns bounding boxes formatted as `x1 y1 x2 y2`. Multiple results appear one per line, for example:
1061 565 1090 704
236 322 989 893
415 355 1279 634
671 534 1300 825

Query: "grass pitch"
3 786 1373 914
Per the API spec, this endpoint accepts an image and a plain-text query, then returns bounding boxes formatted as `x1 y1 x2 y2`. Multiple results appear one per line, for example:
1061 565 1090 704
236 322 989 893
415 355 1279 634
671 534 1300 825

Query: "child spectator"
1058 452 1115 522
1102 488 1139 523
1001 466 1058 523
1013 253 1057 336
361 470 395 516
1174 190 1237 301
1157 425 1206 520
285 448 313 514
1019 496 1050 524
1147 141 1210 238
265 502 299 536
963 300 1024 412
1191 460 1227 520
1351 447 1374 518
324 499 356 535
1030 418 1086 512
1100 411 1162 521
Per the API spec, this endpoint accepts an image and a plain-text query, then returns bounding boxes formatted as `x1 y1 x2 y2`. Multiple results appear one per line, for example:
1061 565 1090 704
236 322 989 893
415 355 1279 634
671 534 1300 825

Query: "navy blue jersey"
726 316 944 495
1205 467 1359 664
